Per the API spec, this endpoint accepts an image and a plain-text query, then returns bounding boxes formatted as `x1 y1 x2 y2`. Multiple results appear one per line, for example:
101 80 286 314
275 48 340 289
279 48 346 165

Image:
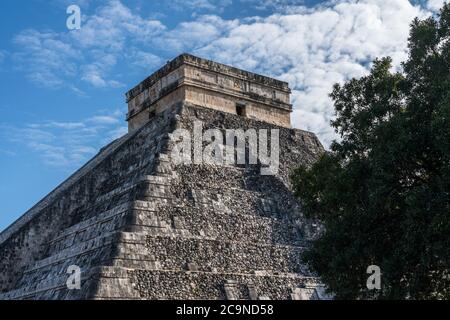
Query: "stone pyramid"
0 54 329 300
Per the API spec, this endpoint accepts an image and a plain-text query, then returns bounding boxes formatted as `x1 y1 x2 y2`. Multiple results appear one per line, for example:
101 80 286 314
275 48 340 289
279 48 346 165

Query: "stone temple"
0 54 329 300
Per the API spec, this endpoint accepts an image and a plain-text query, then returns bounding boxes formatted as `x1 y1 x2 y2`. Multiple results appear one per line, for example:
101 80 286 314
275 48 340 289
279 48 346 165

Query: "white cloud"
170 0 233 12
87 115 120 125
427 0 446 11
127 50 163 71
1 109 127 168
241 0 306 11
155 15 239 52
186 0 433 146
13 29 79 88
70 0 165 49
33 121 86 129
13 0 165 89
10 0 443 147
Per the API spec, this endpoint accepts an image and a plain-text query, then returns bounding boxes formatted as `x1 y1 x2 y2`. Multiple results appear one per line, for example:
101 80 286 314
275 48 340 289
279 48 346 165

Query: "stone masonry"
0 55 329 300
126 54 293 131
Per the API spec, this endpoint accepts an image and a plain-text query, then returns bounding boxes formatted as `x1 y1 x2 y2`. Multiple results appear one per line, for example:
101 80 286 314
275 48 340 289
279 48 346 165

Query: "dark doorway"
236 103 246 117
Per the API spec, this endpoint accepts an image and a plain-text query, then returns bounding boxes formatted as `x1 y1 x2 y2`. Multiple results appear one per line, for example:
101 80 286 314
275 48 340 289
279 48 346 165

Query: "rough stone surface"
126 54 293 131
0 103 329 300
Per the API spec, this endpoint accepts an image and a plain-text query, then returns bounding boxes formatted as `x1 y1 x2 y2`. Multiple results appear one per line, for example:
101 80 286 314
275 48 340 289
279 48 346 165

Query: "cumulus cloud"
188 0 433 146
10 0 442 147
156 15 239 52
70 0 165 49
80 53 125 88
427 0 447 11
13 0 165 89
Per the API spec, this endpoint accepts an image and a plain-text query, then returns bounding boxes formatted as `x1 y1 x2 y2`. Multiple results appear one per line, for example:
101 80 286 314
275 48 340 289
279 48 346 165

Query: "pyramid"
0 54 329 300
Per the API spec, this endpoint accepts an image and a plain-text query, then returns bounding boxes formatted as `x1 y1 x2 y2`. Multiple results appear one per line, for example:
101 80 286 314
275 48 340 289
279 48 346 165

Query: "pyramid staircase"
0 104 329 300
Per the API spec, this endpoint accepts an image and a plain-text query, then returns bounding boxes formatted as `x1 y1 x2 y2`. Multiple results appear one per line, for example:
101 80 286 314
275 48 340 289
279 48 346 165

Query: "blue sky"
0 0 445 231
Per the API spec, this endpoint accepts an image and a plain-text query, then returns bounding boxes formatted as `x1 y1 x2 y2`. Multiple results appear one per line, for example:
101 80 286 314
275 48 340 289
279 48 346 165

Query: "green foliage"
292 4 450 299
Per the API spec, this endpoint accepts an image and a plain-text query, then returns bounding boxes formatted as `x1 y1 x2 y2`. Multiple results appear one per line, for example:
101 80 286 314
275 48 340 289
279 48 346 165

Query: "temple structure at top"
125 53 293 131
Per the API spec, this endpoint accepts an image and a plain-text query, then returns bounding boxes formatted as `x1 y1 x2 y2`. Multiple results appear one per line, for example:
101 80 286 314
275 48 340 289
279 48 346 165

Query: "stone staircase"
0 104 330 300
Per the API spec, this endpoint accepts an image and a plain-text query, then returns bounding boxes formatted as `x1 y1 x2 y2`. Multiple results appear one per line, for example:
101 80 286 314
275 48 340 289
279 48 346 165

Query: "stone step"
0 129 135 247
132 208 306 246
45 177 174 255
74 230 307 273
107 258 160 270
23 233 159 275
0 265 140 300
3 265 326 300
23 233 120 275
93 181 138 206
129 268 325 300
153 154 175 176
188 187 293 215
138 234 309 274
0 267 100 300
45 175 172 246
19 224 310 287
95 175 173 204
0 255 326 300
48 202 133 246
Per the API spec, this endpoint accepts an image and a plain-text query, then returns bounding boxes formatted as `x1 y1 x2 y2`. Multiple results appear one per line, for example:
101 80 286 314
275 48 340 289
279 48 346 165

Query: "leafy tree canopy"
292 4 450 299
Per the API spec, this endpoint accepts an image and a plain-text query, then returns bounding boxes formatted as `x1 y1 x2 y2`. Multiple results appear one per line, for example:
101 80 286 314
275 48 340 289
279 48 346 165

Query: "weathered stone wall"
0 103 328 300
184 85 291 127
122 104 325 300
126 54 293 131
130 270 324 300
128 87 186 132
0 106 180 299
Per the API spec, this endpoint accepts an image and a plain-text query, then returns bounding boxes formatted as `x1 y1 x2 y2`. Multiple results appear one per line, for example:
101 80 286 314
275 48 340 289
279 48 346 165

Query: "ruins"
0 54 329 300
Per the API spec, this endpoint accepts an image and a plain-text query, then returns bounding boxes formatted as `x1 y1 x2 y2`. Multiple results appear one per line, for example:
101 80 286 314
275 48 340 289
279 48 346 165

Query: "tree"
292 4 450 299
